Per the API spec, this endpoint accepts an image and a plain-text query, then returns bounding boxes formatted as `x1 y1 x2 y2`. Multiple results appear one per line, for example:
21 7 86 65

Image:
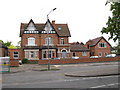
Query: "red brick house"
8 19 112 61
85 36 111 57
70 42 90 58
20 19 71 60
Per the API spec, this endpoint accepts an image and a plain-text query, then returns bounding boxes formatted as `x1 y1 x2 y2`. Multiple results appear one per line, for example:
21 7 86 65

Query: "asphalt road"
2 63 120 89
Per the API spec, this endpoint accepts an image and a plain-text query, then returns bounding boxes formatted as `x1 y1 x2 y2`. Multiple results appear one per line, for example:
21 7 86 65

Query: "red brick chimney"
52 20 55 24
52 20 57 30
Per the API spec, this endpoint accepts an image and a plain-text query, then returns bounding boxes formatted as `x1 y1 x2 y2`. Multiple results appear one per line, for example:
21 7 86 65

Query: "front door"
62 50 66 58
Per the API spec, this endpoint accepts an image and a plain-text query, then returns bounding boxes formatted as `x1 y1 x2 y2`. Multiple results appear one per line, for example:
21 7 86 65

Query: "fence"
0 57 10 72
38 56 120 65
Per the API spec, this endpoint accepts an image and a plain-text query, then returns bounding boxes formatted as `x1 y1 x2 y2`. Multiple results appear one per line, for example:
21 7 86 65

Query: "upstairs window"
28 37 35 46
45 37 52 45
60 38 64 45
99 43 106 48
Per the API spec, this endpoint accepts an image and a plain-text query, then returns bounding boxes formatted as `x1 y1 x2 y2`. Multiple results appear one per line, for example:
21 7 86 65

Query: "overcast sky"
0 0 117 46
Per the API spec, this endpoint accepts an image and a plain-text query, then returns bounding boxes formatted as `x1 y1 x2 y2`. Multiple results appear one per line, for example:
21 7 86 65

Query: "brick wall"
38 56 120 65
10 60 19 67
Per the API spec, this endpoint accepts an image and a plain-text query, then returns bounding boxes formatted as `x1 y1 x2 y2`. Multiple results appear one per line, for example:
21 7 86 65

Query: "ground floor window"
82 51 87 56
104 53 108 56
42 49 56 59
24 50 39 60
30 51 34 58
73 52 76 57
98 52 102 57
43 51 46 58
13 52 19 59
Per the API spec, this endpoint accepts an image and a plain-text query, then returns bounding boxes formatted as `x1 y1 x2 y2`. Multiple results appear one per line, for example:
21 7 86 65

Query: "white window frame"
25 51 29 58
98 43 106 48
13 52 19 59
45 37 52 45
60 38 64 45
28 37 35 46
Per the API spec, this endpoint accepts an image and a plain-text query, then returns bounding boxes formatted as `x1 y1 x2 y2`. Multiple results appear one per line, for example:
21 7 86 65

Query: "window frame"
28 37 35 46
60 38 64 45
82 51 87 56
13 51 19 59
45 37 52 45
98 43 106 48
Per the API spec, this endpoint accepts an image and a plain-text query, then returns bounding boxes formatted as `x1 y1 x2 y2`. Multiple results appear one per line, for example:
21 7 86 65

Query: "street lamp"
47 8 56 70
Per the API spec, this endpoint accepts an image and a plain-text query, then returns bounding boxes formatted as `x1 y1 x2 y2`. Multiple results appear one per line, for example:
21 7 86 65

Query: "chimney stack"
52 20 55 24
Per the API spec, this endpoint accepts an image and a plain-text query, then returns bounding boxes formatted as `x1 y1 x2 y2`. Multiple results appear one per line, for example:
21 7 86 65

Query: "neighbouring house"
0 42 8 57
70 42 90 58
85 36 111 57
20 19 71 60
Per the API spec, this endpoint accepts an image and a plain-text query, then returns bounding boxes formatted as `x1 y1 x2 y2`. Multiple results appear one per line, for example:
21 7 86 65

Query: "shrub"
22 58 28 64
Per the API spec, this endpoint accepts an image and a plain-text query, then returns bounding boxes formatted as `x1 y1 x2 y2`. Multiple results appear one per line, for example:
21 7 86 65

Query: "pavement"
2 61 120 77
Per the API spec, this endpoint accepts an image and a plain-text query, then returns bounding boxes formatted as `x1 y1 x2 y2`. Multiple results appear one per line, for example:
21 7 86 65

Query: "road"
2 63 119 89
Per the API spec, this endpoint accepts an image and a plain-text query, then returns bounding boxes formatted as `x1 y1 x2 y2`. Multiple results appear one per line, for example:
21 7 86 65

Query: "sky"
0 0 118 46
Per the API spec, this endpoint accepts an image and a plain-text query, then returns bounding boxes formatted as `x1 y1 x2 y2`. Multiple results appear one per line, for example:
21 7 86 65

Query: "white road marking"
90 83 120 88
82 75 119 80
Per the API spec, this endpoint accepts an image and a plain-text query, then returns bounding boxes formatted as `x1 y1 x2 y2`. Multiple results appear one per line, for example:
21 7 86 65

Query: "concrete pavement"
63 61 120 77
64 67 119 77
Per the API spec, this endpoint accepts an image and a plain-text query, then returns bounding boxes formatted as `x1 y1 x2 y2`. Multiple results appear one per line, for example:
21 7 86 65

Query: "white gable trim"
26 22 37 31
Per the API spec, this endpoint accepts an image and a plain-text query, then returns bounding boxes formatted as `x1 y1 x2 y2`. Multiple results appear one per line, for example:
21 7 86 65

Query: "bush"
22 58 28 64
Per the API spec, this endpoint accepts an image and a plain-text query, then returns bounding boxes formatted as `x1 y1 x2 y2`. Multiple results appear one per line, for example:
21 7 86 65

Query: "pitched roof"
86 36 111 47
20 19 71 37
70 42 89 51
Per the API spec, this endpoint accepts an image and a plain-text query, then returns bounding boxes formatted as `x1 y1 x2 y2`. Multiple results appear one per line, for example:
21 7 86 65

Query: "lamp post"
47 8 56 70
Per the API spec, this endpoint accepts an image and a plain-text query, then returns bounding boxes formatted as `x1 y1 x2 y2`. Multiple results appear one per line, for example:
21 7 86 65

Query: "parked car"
105 54 116 57
90 56 99 58
72 56 79 59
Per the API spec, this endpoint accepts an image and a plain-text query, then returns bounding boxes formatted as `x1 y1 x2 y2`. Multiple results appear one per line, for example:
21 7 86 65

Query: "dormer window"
26 22 36 31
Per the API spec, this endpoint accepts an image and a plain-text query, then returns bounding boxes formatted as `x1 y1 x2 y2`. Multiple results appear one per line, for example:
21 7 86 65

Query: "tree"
16 41 21 48
4 41 12 47
8 45 17 49
0 40 12 47
101 1 120 55
0 40 4 44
